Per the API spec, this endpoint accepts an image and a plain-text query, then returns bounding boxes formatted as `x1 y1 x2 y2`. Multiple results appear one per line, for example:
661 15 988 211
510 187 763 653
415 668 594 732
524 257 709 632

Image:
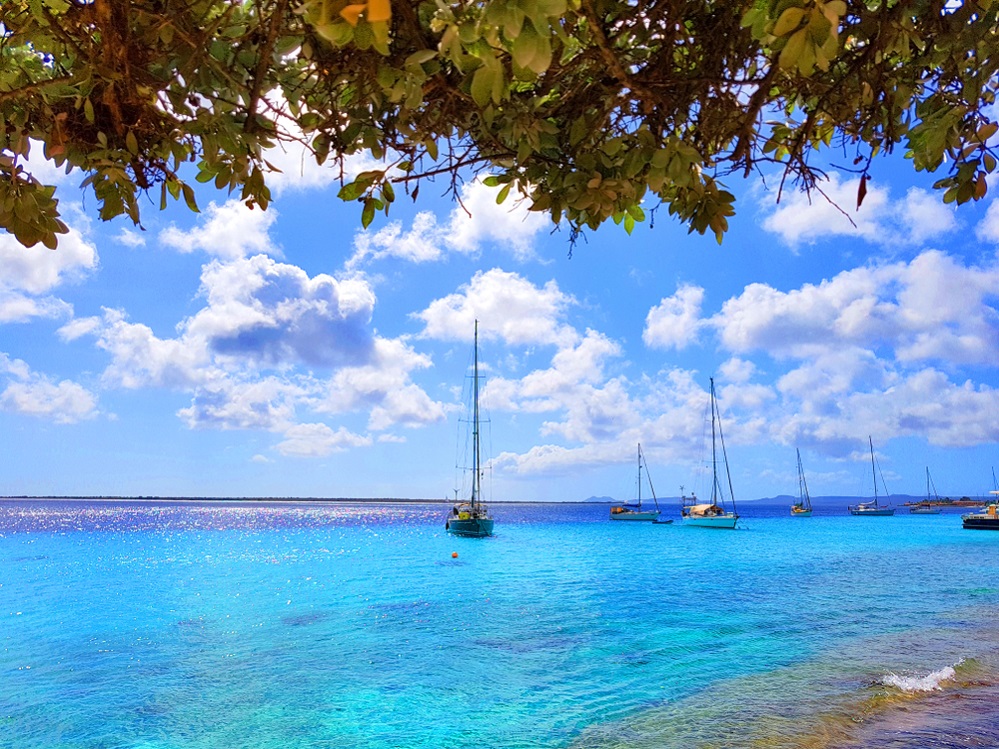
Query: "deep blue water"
2 499 998 748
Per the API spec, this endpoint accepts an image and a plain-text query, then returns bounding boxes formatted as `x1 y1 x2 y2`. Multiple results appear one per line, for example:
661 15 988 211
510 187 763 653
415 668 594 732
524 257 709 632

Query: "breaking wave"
878 664 958 693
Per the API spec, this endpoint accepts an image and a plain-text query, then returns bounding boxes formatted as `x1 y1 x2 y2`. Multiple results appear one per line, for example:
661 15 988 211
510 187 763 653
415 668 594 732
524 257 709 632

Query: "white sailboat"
610 443 663 521
681 378 738 529
849 437 895 516
445 320 494 538
909 467 942 514
790 448 813 517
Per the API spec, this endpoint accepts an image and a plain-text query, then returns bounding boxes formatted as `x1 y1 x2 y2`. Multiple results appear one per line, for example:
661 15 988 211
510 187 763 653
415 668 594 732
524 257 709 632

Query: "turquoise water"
2 499 998 748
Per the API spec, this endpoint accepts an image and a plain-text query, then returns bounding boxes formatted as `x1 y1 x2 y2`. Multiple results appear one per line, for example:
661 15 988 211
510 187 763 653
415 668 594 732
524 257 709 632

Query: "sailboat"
790 448 813 517
680 378 739 529
848 437 895 516
610 443 664 521
909 467 942 514
445 320 494 538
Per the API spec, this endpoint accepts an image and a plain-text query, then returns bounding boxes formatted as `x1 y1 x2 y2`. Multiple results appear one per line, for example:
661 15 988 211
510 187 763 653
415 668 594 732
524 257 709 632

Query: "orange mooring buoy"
451 551 458 559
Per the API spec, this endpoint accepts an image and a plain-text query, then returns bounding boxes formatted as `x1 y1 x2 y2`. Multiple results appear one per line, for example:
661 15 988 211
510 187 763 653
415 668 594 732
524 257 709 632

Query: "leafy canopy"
1 0 996 250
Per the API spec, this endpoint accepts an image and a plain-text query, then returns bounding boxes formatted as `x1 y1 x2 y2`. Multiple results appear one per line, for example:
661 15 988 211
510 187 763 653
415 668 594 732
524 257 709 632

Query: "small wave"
878 664 957 693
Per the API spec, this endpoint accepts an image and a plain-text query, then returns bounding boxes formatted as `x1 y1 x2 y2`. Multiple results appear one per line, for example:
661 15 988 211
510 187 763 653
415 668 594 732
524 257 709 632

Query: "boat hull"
849 507 895 516
610 510 660 521
963 505 999 530
962 517 999 530
681 513 738 529
446 517 494 537
909 507 941 514
790 507 812 517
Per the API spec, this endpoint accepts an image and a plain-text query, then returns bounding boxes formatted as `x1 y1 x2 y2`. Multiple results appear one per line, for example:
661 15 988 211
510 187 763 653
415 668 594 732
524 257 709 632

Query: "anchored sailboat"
681 378 738 529
790 448 813 517
909 467 942 514
849 437 895 516
445 320 494 538
610 443 663 521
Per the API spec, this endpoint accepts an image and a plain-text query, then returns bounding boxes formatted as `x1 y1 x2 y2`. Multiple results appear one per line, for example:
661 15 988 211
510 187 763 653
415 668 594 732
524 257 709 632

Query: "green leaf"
361 198 375 227
181 183 199 213
470 66 494 108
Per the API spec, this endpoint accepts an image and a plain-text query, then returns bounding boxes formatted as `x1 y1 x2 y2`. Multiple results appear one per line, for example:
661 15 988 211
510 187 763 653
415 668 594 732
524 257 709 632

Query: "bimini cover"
687 504 716 516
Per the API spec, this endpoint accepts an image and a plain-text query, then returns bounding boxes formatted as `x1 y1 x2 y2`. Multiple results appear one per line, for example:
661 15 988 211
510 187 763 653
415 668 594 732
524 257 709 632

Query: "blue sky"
2 133 999 503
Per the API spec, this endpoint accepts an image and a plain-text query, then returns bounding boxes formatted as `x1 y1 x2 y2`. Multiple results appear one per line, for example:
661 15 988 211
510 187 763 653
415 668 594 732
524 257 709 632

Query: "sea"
2 498 998 749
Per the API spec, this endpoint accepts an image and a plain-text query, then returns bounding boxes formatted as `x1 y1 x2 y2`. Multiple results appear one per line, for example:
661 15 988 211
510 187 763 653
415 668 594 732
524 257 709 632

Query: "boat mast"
471 320 481 509
710 379 719 505
797 448 811 509
869 436 878 508
637 443 642 508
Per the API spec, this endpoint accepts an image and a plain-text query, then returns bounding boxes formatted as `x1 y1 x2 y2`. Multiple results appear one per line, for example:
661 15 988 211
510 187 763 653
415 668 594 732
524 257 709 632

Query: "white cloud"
0 208 97 295
347 212 443 269
762 173 887 245
115 228 147 248
644 284 705 349
718 357 756 384
899 188 958 244
186 255 377 369
159 199 280 259
275 422 372 457
57 316 101 342
761 176 956 247
976 197 999 243
0 353 98 424
482 329 634 443
96 308 213 389
345 177 547 269
444 178 547 261
771 363 999 451
712 250 999 366
178 376 308 431
318 337 445 430
416 268 577 346
0 292 72 324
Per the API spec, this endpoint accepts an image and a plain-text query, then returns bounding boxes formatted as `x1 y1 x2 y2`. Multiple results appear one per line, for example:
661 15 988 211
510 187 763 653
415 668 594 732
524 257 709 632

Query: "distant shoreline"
0 495 990 505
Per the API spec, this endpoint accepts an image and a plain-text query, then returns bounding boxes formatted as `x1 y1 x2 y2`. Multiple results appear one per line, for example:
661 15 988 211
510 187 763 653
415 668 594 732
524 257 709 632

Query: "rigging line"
712 378 738 515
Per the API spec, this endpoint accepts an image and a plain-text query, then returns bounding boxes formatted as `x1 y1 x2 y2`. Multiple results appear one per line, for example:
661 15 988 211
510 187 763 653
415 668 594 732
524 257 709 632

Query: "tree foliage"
1 0 997 250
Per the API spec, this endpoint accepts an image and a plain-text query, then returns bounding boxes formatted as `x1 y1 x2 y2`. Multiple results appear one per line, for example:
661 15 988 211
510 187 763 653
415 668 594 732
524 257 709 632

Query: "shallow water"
1 499 997 748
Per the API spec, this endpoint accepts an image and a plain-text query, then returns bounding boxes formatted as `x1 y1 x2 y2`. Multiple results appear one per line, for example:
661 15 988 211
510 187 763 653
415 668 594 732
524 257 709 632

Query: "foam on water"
878 664 957 692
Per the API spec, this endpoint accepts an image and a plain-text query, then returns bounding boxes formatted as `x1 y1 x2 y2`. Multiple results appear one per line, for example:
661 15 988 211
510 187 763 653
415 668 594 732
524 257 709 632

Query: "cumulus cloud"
96 308 213 389
444 178 548 260
159 199 280 259
0 353 98 423
345 177 547 268
347 212 444 269
77 256 443 447
416 268 577 346
0 293 72 324
644 284 705 349
275 422 372 457
318 337 445 431
187 255 377 369
761 175 956 247
712 250 999 366
0 205 97 303
178 376 307 431
976 197 999 244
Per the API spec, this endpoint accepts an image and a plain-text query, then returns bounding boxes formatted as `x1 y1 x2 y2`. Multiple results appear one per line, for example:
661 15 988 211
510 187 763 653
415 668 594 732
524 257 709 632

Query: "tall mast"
797 448 810 509
710 378 719 505
869 436 877 507
637 443 642 506
472 319 481 509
